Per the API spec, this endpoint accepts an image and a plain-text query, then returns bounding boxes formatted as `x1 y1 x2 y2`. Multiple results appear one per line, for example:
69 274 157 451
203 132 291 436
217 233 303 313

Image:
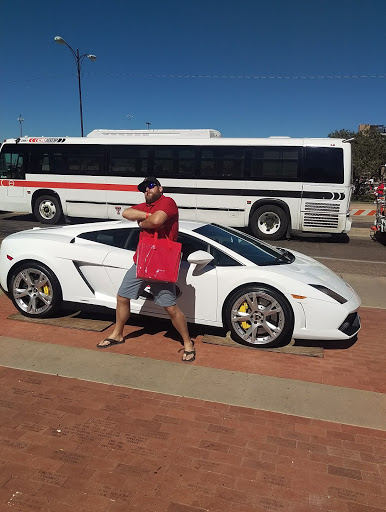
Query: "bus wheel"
250 205 288 240
33 195 63 224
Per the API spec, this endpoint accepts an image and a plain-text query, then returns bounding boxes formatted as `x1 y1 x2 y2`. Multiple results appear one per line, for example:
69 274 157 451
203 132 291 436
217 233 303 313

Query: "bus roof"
3 131 350 148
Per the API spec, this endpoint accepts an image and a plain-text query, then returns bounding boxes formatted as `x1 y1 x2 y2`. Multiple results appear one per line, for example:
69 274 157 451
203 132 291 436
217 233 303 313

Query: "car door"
176 232 218 323
103 229 219 323
73 227 134 304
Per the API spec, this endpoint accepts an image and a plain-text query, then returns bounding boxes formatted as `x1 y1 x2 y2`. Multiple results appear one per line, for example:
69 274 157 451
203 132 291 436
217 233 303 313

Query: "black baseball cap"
137 176 161 192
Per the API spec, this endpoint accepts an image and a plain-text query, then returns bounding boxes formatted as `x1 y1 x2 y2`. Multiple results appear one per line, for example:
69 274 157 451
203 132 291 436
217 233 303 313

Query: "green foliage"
328 127 386 180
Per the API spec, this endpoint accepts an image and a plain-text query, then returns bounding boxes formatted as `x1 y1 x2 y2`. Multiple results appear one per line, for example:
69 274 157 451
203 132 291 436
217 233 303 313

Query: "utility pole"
17 114 24 137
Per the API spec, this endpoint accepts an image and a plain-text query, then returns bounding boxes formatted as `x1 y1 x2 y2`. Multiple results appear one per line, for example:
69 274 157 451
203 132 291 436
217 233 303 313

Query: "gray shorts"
118 265 177 307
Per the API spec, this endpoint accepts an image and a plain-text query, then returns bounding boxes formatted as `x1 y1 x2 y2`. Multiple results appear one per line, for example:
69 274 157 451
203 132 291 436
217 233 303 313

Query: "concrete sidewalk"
1 336 385 432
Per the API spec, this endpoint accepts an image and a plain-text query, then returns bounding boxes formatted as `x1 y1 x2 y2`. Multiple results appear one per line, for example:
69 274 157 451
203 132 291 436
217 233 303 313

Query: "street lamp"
17 114 24 137
54 36 96 137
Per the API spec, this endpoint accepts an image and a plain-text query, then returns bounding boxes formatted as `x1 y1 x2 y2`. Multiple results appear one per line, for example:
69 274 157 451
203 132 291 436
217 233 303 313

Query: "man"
97 176 196 362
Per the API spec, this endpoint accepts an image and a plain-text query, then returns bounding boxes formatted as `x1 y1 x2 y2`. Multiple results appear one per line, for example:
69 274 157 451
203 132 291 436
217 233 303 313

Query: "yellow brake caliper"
239 301 251 331
42 285 49 295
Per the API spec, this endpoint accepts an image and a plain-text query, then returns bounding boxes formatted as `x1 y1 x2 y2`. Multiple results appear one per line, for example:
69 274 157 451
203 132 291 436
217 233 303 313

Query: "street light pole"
17 114 24 137
54 36 96 137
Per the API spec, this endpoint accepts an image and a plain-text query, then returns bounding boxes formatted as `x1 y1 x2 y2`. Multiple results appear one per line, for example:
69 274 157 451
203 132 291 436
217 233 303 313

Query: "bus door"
0 145 26 210
196 146 246 226
64 145 107 219
300 146 347 233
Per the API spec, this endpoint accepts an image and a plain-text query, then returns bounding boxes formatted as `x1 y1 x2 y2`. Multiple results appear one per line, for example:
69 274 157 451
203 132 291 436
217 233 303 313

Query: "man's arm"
122 207 148 222
139 210 167 229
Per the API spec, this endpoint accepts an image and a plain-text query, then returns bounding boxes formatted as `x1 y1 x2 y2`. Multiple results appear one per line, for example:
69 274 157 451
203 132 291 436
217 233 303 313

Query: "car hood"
270 250 355 300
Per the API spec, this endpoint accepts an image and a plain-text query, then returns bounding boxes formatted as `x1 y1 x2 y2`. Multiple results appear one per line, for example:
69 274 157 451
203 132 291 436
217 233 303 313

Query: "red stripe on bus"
2 180 139 192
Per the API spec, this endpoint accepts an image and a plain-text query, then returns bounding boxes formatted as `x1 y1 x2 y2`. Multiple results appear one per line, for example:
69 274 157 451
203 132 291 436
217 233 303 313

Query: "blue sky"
1 0 386 141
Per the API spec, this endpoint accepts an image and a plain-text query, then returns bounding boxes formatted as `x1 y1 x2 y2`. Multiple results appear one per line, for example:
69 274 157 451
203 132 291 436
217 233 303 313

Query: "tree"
328 127 386 180
328 129 356 139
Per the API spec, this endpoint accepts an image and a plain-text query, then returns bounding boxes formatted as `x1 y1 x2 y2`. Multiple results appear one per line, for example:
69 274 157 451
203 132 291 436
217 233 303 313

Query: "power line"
1 72 386 85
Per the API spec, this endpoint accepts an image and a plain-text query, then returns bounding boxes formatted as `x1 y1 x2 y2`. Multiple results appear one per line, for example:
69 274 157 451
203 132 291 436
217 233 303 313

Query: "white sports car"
0 220 361 348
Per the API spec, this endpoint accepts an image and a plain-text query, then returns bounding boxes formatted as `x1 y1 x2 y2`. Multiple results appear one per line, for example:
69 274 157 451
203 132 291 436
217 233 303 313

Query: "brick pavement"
1 288 386 511
0 366 385 512
0 295 385 393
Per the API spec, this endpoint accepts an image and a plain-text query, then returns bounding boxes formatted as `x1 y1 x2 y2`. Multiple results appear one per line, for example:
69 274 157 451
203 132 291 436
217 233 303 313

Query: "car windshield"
194 224 294 266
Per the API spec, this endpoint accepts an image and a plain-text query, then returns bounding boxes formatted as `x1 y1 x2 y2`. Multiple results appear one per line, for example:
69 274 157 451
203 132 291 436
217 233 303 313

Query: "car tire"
9 262 62 318
33 195 63 225
250 205 288 240
224 285 294 348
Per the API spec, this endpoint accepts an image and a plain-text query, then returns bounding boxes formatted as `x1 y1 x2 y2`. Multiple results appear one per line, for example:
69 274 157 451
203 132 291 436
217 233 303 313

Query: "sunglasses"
145 182 158 190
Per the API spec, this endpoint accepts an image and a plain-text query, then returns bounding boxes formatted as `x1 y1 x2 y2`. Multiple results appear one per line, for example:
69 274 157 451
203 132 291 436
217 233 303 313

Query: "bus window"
199 147 245 179
154 147 195 178
109 145 149 177
0 149 27 179
303 147 344 184
67 145 105 175
251 147 299 181
29 149 66 174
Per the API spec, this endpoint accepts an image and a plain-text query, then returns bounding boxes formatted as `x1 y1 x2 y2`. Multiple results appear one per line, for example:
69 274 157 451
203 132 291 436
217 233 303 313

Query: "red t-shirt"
132 195 179 263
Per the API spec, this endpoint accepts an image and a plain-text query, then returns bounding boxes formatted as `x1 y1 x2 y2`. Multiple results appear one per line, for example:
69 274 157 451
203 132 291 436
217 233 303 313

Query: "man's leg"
164 304 195 361
97 295 131 347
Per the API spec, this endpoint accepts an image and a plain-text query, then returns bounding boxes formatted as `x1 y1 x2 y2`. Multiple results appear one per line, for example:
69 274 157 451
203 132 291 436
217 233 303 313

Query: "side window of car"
125 229 140 251
78 228 131 249
178 233 209 261
178 233 240 267
209 246 241 267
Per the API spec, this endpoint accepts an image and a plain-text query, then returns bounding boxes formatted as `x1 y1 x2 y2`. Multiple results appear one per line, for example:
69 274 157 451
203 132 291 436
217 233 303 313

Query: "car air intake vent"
304 202 340 212
339 312 360 337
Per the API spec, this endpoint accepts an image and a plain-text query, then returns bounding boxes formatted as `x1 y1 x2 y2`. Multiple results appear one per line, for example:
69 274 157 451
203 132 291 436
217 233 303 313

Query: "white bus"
0 129 352 240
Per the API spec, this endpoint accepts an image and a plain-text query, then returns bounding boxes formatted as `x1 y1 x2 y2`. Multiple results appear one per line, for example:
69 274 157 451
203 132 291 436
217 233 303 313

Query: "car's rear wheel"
10 262 62 318
225 285 294 348
33 195 63 224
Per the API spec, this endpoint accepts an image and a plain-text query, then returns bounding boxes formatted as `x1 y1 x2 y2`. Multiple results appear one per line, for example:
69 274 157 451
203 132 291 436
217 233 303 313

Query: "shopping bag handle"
153 230 173 248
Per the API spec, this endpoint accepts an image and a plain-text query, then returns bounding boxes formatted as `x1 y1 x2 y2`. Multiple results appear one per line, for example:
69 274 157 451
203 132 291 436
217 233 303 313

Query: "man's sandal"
181 341 195 362
97 338 125 349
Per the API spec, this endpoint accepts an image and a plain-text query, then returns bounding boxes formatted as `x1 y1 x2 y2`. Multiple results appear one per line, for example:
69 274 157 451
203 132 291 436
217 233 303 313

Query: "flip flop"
182 349 196 362
181 340 196 362
97 338 125 349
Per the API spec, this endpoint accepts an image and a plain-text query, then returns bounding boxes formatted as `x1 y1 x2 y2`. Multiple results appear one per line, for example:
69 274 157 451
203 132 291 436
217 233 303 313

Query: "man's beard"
145 192 161 204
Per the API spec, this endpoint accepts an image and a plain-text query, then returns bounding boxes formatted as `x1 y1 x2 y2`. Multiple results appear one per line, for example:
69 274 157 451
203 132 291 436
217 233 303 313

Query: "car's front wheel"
224 285 294 348
10 262 62 318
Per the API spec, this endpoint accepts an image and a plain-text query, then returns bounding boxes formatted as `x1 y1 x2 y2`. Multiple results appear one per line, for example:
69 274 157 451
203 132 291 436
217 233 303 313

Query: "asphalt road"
0 211 384 278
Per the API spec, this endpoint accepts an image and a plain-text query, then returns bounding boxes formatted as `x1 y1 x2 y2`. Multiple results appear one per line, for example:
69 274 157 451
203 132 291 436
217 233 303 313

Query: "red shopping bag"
136 232 182 283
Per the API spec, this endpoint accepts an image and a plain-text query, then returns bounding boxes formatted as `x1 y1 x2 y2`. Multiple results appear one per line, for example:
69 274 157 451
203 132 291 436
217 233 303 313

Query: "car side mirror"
187 250 214 267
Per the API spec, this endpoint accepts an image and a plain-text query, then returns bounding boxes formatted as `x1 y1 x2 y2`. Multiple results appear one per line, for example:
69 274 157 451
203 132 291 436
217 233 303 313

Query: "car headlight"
309 284 347 304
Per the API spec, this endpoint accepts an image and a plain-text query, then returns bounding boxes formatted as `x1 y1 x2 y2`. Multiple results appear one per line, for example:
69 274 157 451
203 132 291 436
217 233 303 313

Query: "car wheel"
10 262 62 318
225 285 294 348
250 205 288 240
33 195 63 224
